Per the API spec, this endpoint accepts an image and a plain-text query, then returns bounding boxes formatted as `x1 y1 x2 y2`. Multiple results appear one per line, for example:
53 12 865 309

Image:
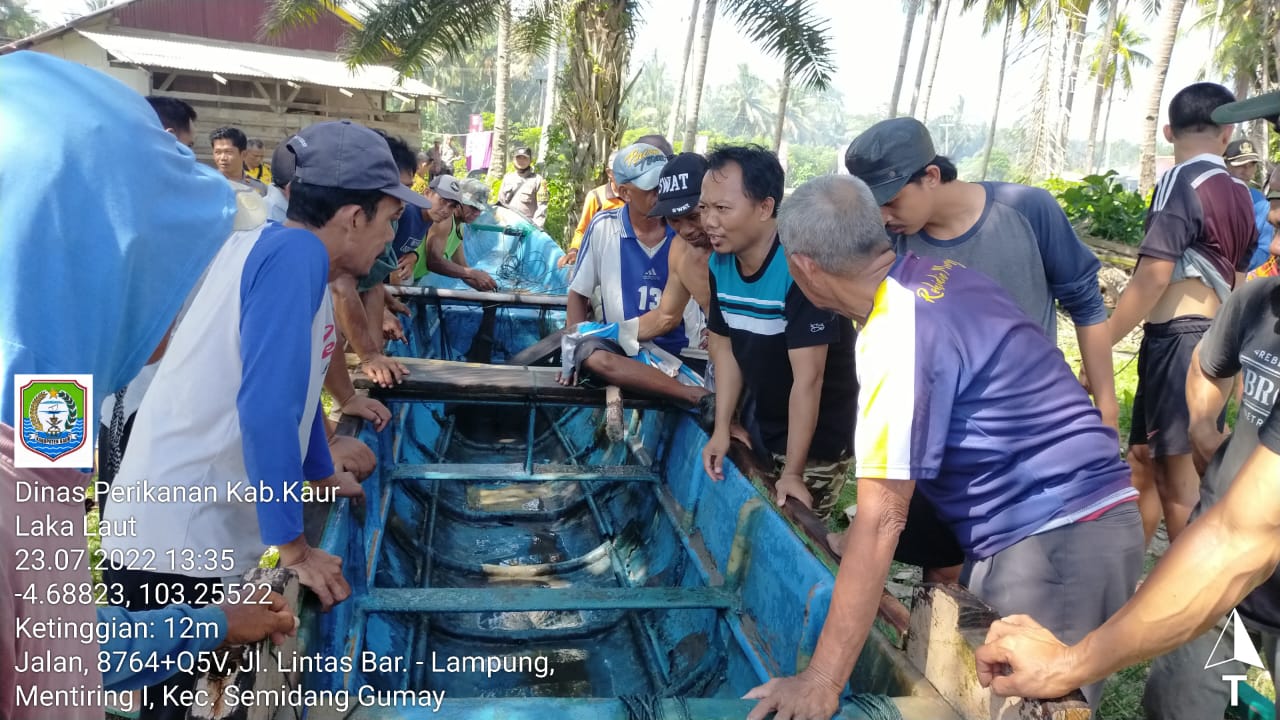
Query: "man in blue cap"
560 143 708 406
102 118 431 719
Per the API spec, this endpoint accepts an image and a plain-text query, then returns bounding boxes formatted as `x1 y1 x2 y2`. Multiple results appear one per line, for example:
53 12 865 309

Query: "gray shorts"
1143 615 1279 719
961 502 1144 710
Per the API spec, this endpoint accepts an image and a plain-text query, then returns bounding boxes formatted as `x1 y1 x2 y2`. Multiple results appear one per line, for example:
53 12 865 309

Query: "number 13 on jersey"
637 286 662 312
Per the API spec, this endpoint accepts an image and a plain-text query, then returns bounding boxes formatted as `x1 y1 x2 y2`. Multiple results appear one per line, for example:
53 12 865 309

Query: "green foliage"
786 144 838 186
1 0 46 40
1047 171 1148 245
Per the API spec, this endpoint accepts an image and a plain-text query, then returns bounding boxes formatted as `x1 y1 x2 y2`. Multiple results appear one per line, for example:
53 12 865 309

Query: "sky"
34 0 1220 145
629 0 1215 145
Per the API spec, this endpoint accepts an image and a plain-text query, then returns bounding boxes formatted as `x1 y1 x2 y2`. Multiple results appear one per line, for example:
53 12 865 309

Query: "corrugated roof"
77 29 444 98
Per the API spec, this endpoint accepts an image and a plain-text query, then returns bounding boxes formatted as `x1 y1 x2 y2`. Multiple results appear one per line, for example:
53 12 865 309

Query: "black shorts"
1128 316 1212 457
893 492 965 569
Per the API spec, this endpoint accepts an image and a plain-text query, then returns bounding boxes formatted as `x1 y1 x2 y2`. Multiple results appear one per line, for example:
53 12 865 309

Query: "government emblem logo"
13 374 94 468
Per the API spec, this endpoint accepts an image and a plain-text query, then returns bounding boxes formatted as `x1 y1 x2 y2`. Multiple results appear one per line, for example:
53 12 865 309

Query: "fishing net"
401 207 572 363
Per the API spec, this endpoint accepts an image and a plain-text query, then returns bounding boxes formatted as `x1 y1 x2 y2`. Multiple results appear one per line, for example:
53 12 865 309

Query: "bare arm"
566 290 592 328
978 444 1280 698
702 331 743 481
425 220 495 290
783 344 828 470
331 274 379 360
745 478 913 719
637 239 691 342
1186 343 1233 474
1108 257 1174 345
1075 322 1119 432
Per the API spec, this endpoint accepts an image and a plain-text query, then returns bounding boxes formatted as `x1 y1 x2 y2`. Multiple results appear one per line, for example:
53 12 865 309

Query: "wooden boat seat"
352 357 671 408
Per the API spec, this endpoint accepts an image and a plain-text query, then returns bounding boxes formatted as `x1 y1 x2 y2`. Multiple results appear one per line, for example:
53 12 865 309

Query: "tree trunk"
1084 0 1121 172
1138 0 1187 194
889 0 922 117
1099 76 1116 171
560 0 632 239
682 0 718 151
1058 4 1090 169
772 71 791 152
980 12 1014 180
487 0 512 182
536 37 560 164
918 0 951 122
1027 7 1061 179
908 0 939 116
666 0 700 141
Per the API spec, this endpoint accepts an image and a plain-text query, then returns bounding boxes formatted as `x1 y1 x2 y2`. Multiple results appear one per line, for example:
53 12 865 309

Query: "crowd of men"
3 47 1280 720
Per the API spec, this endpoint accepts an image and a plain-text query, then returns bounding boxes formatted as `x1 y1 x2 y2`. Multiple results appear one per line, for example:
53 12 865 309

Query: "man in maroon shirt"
1109 82 1258 546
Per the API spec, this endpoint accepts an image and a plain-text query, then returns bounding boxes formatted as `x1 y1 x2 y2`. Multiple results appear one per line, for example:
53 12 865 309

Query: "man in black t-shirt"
1142 277 1280 719
699 146 856 519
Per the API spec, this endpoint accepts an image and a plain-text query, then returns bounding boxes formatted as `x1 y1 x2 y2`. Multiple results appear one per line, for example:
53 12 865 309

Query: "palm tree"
961 0 1030 179
719 64 773 138
918 0 953 121
1084 1 1122 170
262 0 512 172
890 0 924 117
909 0 941 116
681 0 836 150
666 1 702 141
490 0 512 181
1138 0 1187 193
768 1 837 150
1091 13 1151 169
683 0 719 150
1025 0 1067 179
1056 0 1091 168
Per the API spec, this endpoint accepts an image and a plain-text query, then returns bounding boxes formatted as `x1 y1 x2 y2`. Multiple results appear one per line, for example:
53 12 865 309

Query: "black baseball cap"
514 146 532 158
648 152 708 218
1211 90 1280 128
286 120 430 208
845 117 937 206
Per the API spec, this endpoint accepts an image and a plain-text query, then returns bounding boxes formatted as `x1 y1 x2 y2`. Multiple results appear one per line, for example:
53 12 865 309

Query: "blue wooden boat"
279 218 1088 720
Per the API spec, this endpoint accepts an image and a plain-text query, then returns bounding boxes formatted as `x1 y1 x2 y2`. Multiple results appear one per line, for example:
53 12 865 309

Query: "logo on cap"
659 173 690 194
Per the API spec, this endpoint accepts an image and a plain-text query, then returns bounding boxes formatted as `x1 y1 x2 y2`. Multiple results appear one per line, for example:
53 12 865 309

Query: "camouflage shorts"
772 453 852 520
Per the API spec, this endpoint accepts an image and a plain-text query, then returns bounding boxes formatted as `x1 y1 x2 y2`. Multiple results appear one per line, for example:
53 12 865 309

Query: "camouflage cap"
458 178 492 211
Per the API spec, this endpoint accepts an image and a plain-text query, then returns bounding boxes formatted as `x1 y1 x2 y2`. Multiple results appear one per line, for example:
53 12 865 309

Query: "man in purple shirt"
743 174 1142 720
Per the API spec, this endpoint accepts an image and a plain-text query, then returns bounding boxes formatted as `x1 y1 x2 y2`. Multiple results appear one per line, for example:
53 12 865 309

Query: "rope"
105 387 126 479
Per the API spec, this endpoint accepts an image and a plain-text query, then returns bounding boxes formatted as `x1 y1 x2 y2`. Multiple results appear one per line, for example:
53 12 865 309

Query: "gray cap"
845 117 937 206
287 120 430 208
429 174 467 204
457 178 492 211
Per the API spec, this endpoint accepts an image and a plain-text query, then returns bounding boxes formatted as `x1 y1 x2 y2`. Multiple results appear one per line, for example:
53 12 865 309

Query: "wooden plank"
352 358 669 408
905 585 1090 720
358 585 735 613
390 462 659 483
